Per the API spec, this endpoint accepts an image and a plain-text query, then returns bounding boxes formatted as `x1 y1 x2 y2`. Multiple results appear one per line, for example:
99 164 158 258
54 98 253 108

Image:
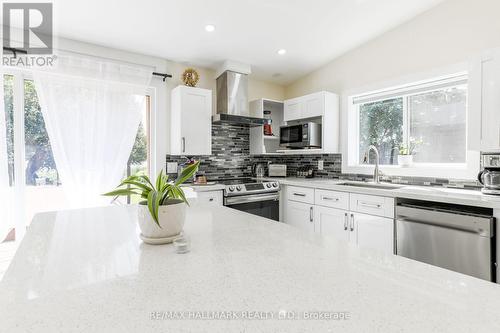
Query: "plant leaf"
147 190 161 227
175 161 200 186
155 170 164 191
138 174 154 189
120 179 152 193
102 188 141 197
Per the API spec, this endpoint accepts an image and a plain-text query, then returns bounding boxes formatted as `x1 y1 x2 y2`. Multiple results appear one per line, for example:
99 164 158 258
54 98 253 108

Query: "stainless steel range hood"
213 70 268 127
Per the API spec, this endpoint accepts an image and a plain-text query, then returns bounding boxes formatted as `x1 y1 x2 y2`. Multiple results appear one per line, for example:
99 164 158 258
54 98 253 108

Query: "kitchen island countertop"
2 204 500 332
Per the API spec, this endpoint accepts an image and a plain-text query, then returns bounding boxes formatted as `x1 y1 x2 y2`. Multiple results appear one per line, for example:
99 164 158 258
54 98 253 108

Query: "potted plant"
104 161 200 244
398 138 422 167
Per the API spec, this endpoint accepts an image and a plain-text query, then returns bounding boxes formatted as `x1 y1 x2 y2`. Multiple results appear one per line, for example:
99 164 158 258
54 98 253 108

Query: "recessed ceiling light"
277 49 287 55
205 24 216 32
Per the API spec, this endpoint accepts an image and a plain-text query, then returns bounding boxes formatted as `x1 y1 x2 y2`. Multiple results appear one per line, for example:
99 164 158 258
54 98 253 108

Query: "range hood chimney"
213 62 268 126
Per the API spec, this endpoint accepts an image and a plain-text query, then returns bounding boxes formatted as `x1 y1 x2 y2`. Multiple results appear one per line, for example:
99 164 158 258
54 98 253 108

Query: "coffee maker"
478 153 500 195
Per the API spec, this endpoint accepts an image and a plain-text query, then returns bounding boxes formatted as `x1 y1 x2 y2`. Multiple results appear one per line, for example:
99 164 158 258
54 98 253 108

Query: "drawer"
196 191 223 206
314 189 349 210
349 193 394 218
287 185 315 204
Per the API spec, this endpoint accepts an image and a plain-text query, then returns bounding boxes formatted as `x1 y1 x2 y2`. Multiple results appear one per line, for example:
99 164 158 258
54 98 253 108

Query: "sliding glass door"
2 71 151 242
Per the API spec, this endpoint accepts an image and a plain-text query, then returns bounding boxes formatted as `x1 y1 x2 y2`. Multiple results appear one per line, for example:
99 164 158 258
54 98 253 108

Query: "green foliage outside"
359 98 403 165
3 75 148 186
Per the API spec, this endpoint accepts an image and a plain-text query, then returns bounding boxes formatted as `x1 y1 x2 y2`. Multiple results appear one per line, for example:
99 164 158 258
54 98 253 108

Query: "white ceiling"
47 0 444 84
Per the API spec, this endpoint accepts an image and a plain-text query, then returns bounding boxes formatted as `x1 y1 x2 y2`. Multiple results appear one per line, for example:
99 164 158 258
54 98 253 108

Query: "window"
358 97 403 165
345 72 479 179
126 95 151 204
353 74 468 166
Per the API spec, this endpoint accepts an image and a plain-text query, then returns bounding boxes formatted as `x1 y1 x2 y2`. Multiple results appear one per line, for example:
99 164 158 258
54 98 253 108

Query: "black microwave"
279 122 322 148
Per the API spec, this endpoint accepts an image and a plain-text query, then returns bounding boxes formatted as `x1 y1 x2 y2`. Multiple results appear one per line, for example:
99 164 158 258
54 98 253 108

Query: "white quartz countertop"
263 177 500 209
2 204 500 332
181 183 225 192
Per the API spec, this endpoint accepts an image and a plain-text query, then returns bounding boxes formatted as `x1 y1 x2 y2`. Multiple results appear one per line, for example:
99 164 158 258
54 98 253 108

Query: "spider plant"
103 161 200 227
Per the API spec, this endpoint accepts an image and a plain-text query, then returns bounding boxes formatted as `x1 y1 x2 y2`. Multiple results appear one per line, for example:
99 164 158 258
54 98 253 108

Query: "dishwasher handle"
397 205 494 237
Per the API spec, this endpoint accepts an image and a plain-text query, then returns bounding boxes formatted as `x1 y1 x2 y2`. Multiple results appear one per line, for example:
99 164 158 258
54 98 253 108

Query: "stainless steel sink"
336 181 404 190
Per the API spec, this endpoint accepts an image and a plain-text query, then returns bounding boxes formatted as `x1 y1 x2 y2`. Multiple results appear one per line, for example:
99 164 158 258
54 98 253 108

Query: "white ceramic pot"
398 155 413 167
137 199 186 244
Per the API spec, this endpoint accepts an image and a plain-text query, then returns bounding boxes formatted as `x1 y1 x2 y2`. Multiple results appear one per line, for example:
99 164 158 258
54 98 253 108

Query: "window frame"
342 69 480 180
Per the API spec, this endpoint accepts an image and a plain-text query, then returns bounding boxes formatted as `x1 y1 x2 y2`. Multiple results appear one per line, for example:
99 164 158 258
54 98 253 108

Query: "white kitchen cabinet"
352 212 394 255
283 185 394 255
170 85 212 155
282 91 339 153
283 99 302 122
195 191 223 206
283 91 334 121
313 207 393 254
474 49 500 151
314 206 350 243
302 92 325 119
284 200 314 233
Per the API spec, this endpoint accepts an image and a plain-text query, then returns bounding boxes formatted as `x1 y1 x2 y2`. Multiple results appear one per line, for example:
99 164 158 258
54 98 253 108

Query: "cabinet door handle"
349 213 354 231
182 137 186 153
309 206 313 222
359 201 381 209
343 213 348 230
293 192 306 197
321 196 339 202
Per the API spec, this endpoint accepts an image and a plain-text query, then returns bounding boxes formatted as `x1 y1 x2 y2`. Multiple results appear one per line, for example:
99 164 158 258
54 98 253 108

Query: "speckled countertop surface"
2 204 500 332
260 177 500 209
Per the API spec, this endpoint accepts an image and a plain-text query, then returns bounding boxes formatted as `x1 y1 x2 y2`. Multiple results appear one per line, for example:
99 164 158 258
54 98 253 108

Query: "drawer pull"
209 198 214 202
293 192 306 197
321 196 339 202
359 201 381 209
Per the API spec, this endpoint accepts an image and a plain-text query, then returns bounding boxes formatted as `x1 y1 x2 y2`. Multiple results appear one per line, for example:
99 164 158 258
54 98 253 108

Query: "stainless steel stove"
220 178 280 196
219 178 280 221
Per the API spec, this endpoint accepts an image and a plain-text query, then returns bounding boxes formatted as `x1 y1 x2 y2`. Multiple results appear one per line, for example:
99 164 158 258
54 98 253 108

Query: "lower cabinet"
352 212 394 255
190 190 223 206
285 200 314 233
314 205 350 243
314 206 393 254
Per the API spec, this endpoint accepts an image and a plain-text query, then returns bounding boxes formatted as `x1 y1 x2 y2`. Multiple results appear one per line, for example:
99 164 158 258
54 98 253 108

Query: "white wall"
53 38 285 176
285 0 500 98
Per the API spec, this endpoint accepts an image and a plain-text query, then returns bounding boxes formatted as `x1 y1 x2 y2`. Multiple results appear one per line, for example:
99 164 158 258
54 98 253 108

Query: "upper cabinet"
469 48 500 152
170 86 212 155
283 91 340 154
284 92 327 121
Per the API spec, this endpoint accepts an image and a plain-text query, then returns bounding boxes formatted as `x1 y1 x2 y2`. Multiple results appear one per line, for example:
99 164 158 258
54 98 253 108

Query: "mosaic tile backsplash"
166 123 481 189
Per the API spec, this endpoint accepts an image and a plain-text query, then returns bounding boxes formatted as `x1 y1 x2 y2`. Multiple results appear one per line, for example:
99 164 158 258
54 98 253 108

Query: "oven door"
224 193 280 221
280 125 304 147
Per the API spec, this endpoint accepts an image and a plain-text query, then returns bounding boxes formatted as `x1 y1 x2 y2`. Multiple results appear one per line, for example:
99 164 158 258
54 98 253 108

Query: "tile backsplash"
166 123 481 189
165 123 340 180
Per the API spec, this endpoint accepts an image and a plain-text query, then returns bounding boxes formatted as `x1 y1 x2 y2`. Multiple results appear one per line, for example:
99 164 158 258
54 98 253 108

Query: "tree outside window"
358 98 403 165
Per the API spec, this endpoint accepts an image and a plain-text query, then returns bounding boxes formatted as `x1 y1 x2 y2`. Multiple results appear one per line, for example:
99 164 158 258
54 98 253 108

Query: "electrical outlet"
167 162 178 174
318 160 324 170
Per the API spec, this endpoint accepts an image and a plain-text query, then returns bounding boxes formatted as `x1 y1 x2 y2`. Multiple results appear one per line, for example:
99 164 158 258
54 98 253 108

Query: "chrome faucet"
363 145 380 184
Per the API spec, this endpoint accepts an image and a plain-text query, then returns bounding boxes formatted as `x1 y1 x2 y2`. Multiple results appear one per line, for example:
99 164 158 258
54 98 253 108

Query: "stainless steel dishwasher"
396 199 495 282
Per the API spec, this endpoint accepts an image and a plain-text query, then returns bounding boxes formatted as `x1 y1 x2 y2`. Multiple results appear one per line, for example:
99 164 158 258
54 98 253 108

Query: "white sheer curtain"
0 68 13 241
33 53 152 208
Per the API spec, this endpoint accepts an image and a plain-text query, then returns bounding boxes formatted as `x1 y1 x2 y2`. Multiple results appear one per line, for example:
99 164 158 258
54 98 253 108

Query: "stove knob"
272 182 278 188
266 183 271 188
228 186 235 192
236 185 242 191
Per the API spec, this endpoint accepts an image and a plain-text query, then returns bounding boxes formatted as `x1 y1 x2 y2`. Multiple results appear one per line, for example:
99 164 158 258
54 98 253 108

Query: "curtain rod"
2 47 173 81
